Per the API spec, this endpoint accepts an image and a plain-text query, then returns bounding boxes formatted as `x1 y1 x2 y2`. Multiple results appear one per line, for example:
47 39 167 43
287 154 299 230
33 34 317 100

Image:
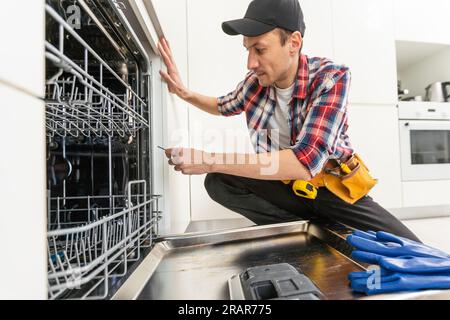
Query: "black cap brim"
222 18 276 37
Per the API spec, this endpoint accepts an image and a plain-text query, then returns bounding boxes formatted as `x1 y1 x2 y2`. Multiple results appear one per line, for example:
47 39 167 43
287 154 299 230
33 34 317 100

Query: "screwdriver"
158 145 174 159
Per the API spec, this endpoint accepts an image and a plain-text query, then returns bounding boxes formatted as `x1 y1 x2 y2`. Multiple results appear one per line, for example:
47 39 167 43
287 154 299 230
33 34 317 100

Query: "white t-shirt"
268 82 295 150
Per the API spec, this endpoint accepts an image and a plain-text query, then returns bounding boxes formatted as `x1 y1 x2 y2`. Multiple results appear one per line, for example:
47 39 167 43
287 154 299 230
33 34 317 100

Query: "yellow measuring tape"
282 180 318 200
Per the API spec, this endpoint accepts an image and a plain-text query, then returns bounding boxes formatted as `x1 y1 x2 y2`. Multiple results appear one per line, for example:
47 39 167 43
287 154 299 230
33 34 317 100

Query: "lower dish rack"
47 180 161 300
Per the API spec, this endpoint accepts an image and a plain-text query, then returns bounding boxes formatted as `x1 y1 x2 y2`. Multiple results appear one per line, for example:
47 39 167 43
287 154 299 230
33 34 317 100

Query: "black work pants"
204 172 420 242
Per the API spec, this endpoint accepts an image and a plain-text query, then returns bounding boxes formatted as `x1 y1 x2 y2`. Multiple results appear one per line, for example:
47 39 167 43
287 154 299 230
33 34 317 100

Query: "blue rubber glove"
351 250 450 274
348 268 450 295
348 268 392 280
347 230 450 259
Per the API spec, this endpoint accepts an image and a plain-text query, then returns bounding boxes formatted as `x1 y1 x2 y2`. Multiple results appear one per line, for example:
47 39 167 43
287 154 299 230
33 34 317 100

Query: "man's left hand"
165 147 214 175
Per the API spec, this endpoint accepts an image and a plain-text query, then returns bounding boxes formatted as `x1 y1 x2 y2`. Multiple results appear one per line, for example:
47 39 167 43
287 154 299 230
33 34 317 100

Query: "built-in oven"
399 102 450 181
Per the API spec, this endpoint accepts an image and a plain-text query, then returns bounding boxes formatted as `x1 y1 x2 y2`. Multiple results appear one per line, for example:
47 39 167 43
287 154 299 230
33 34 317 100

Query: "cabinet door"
403 181 450 207
187 0 254 221
0 1 44 97
0 0 46 299
300 0 334 59
152 0 192 233
331 0 397 105
0 84 47 299
394 0 450 45
346 104 402 209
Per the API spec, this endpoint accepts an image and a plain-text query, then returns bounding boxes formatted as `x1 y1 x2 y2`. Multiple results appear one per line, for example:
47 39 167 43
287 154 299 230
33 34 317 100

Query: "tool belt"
309 153 378 204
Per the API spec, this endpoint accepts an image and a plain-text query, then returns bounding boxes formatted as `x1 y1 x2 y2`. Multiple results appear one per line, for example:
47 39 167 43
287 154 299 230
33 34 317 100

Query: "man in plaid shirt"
158 0 419 241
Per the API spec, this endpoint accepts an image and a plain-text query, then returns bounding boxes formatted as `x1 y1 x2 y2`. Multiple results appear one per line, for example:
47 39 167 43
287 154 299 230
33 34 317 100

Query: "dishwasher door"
114 221 366 300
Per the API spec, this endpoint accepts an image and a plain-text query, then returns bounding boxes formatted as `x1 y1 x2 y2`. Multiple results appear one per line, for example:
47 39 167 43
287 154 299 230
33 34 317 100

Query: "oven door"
399 120 450 181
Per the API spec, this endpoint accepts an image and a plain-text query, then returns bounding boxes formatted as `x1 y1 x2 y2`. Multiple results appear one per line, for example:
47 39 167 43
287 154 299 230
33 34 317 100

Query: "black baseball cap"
222 0 305 37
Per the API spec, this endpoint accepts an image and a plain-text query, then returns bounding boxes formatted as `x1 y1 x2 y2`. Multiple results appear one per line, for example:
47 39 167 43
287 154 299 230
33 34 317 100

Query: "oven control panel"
398 102 450 120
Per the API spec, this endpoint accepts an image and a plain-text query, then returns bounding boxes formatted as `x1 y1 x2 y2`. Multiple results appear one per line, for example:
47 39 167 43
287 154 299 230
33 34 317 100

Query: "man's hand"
157 38 191 100
163 148 311 180
157 37 219 115
164 147 213 175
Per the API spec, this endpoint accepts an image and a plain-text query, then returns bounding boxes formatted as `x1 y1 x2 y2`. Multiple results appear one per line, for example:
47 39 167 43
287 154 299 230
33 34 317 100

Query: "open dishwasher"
44 0 162 299
40 1 450 301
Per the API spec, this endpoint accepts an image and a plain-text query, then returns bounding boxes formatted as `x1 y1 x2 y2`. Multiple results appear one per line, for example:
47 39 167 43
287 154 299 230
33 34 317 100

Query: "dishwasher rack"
47 181 162 300
45 4 148 139
44 1 160 299
45 75 147 139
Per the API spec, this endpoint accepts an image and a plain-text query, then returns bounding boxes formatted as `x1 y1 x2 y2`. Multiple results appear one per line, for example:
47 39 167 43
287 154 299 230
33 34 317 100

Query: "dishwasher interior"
45 0 161 299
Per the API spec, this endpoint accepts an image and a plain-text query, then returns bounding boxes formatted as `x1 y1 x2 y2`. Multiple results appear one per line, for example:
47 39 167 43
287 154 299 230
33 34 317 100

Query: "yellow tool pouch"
310 154 377 204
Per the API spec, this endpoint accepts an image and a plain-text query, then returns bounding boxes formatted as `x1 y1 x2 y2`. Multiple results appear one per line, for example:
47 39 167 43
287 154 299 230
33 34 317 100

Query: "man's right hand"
157 37 191 100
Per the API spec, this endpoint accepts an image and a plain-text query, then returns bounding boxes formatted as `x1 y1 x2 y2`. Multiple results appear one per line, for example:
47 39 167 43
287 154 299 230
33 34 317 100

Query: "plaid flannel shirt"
217 54 354 177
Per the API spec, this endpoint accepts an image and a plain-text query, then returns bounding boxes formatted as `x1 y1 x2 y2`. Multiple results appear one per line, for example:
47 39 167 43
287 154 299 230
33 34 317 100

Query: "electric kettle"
425 82 450 102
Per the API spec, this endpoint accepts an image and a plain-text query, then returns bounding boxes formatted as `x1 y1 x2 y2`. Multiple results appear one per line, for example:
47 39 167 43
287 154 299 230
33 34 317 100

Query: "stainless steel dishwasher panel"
114 221 367 300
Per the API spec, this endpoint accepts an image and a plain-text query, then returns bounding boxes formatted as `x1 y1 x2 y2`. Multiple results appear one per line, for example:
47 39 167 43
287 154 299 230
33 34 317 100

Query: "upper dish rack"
45 4 148 139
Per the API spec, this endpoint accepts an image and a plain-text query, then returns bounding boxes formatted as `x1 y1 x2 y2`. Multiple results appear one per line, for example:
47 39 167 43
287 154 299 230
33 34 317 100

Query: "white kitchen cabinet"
331 0 397 105
0 1 45 98
151 0 192 233
299 0 334 59
394 0 450 45
346 104 403 209
403 180 450 207
186 0 252 221
0 0 46 299
0 83 47 300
